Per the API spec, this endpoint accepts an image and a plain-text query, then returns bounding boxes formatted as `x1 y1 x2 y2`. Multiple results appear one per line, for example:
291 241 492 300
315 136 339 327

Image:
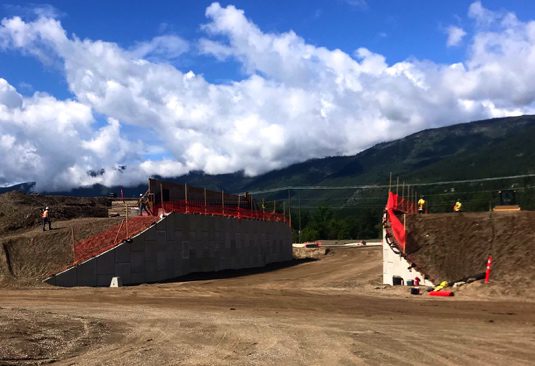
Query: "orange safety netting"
385 192 416 253
71 197 288 266
153 200 289 223
73 216 158 264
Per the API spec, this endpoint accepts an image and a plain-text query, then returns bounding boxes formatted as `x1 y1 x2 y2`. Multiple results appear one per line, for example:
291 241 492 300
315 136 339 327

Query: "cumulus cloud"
446 26 466 46
1 1 535 191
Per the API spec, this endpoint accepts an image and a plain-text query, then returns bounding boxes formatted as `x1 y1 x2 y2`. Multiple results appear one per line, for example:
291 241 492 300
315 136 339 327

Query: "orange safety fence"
70 198 287 266
152 200 289 223
73 216 158 264
385 192 416 253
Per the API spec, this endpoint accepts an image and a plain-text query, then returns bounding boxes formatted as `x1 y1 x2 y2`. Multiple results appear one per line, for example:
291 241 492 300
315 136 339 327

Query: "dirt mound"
0 217 123 286
0 192 119 286
406 211 535 295
0 191 109 235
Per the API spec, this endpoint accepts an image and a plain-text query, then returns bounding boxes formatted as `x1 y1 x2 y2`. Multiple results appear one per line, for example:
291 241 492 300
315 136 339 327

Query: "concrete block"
109 276 122 287
95 252 115 275
97 274 113 287
131 252 145 273
115 242 131 263
156 251 167 271
131 272 146 284
182 241 190 259
145 261 159 283
116 263 132 284
76 259 97 287
47 268 77 287
156 230 166 243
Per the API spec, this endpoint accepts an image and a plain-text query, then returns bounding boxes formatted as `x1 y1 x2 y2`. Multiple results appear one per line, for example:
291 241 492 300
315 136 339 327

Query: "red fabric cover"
429 290 455 297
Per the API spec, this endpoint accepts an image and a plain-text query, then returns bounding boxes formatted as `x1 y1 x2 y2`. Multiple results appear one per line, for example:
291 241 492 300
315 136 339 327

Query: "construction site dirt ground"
1 246 535 366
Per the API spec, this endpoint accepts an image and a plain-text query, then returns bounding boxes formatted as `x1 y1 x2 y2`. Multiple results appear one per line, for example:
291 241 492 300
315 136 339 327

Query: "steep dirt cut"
0 218 123 286
406 211 535 292
0 191 123 286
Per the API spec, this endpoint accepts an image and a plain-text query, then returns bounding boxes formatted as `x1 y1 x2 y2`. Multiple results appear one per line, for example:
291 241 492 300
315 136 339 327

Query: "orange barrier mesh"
385 192 416 253
71 195 287 266
153 200 288 223
73 216 158 264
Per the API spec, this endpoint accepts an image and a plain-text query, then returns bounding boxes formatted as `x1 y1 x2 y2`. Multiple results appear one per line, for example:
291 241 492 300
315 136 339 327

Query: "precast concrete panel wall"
382 229 434 287
47 213 292 287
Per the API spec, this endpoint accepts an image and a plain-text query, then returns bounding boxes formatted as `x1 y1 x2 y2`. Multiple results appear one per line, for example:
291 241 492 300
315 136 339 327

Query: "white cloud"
129 34 189 61
343 0 368 10
446 26 466 47
1 2 535 191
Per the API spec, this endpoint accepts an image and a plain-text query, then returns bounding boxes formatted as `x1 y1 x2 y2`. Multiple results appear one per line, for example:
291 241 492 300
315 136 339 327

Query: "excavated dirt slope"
0 192 121 286
406 211 535 297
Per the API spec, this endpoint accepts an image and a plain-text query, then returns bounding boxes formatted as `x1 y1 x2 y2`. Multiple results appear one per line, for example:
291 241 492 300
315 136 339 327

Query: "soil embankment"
0 192 120 285
406 211 535 298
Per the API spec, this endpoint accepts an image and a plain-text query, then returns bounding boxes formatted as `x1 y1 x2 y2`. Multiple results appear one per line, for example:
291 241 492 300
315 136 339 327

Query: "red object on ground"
485 255 493 284
429 290 455 297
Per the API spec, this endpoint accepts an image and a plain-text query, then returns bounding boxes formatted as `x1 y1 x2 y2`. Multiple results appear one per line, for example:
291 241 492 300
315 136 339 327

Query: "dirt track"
1 247 534 365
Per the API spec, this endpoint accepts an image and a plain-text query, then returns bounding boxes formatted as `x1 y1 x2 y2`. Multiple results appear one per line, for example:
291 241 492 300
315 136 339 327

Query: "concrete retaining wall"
47 213 292 287
382 229 434 286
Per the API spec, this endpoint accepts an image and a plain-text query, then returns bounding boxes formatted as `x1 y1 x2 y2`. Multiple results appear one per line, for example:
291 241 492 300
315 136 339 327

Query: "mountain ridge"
3 115 535 196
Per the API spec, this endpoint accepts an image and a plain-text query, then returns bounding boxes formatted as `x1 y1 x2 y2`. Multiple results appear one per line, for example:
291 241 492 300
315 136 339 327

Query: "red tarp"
429 290 455 297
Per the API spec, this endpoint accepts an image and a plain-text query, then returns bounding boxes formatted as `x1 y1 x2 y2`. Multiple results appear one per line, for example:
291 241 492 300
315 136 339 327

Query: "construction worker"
138 194 150 216
41 206 52 231
453 199 462 212
433 280 449 291
417 196 426 214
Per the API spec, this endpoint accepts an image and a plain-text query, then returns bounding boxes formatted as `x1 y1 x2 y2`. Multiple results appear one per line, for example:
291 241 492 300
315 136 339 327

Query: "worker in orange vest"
41 206 52 231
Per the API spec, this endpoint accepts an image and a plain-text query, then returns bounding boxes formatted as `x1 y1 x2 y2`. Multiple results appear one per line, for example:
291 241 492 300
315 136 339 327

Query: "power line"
249 173 535 194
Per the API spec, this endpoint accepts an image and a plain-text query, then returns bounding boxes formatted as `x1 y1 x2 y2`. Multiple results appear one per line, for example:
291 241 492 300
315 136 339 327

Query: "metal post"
185 183 188 214
389 172 392 192
237 193 241 218
125 198 129 237
222 190 225 215
71 226 76 262
160 183 164 214
402 181 405 209
298 192 302 243
288 189 292 228
204 188 207 215
396 177 399 195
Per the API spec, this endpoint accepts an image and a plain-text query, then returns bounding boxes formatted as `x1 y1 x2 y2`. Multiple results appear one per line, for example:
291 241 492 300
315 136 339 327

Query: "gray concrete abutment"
47 213 292 287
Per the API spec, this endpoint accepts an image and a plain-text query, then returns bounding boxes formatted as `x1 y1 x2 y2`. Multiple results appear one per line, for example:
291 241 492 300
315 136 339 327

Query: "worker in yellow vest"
453 199 462 212
417 196 426 214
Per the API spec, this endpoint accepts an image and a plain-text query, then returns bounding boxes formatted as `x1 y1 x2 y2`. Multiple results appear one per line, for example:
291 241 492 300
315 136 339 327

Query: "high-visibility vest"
417 199 425 210
453 202 462 212
42 210 49 218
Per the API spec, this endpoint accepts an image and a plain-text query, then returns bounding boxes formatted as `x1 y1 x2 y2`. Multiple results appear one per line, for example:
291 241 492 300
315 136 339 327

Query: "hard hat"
139 194 143 197
45 206 49 210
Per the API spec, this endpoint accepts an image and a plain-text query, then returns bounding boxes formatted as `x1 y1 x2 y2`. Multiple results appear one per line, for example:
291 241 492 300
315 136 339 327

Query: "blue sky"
1 1 535 190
